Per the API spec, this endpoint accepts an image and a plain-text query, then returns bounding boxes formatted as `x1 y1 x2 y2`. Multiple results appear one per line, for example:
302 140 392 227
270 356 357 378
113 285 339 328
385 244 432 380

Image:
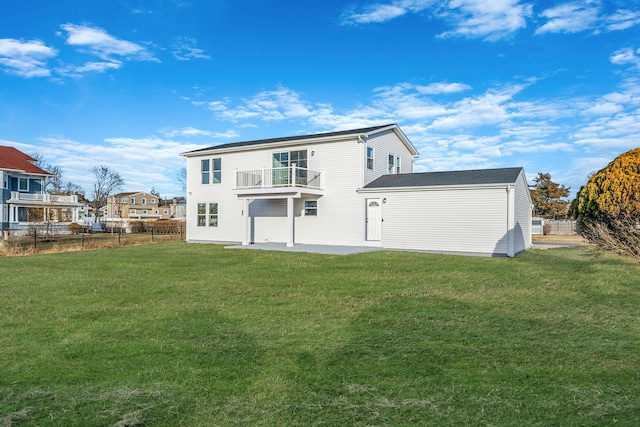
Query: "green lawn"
1 243 639 426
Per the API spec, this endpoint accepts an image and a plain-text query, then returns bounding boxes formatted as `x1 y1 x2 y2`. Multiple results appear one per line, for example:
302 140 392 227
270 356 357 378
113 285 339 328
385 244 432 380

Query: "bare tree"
90 166 124 223
31 152 85 195
30 152 63 193
177 167 187 193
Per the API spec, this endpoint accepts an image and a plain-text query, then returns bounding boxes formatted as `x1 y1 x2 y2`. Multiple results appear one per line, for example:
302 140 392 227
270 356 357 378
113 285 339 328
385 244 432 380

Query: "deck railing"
235 166 322 190
10 192 79 203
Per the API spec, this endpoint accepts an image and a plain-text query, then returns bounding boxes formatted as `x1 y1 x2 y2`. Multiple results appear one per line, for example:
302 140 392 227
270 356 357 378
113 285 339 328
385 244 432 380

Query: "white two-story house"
181 124 532 257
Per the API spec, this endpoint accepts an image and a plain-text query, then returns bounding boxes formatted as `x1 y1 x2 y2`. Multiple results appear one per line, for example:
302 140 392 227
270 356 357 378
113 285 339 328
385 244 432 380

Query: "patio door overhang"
236 188 323 248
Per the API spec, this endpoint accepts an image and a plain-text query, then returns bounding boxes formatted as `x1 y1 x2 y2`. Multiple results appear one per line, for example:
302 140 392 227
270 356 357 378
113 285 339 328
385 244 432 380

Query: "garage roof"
364 167 524 188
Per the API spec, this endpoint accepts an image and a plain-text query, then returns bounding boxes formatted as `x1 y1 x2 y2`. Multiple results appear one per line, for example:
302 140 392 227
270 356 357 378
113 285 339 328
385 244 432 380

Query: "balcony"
233 166 323 197
9 192 79 205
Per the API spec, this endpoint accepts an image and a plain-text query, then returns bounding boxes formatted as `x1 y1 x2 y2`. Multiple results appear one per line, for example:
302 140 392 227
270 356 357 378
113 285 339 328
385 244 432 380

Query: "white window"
19 178 28 191
388 155 394 174
366 146 374 170
304 200 317 216
151 199 156 204
130 197 135 204
142 210 148 214
163 210 169 215
209 203 218 226
197 203 219 226
142 198 147 205
131 209 137 214
197 203 206 226
396 156 401 174
201 158 222 184
212 159 222 184
201 160 209 184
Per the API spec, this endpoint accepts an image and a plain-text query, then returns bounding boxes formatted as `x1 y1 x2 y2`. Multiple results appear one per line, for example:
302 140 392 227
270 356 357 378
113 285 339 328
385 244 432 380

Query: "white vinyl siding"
363 129 414 185
514 170 532 254
184 127 415 247
374 187 510 256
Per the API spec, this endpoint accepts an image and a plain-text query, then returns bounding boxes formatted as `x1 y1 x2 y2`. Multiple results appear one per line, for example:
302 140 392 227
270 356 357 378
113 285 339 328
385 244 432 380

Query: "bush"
571 147 640 261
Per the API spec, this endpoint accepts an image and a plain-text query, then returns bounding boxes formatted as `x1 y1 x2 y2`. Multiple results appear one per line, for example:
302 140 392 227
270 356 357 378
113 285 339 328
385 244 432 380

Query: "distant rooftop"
0 146 51 175
364 167 524 189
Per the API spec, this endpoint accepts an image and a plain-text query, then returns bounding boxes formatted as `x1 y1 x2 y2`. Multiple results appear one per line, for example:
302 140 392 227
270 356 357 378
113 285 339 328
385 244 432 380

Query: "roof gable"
0 146 51 176
181 124 418 156
363 167 524 189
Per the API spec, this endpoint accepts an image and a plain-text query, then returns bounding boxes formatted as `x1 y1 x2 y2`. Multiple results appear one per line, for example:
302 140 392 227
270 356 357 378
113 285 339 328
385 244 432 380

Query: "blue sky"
1 0 640 198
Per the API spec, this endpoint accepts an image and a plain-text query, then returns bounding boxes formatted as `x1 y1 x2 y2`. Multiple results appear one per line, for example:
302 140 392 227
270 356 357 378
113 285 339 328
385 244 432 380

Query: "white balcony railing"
235 166 322 190
9 192 79 204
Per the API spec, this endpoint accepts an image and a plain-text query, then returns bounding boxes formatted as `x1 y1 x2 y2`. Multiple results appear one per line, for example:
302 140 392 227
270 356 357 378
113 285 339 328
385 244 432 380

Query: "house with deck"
1 146 84 233
181 124 532 257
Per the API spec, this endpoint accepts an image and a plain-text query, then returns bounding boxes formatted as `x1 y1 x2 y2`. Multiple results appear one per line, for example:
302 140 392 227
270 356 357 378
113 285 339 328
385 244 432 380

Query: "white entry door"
366 199 382 241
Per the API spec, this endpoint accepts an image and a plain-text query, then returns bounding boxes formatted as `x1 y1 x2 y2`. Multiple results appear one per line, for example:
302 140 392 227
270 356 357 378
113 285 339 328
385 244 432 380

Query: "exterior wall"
185 131 416 246
514 170 532 254
372 186 512 256
364 129 414 185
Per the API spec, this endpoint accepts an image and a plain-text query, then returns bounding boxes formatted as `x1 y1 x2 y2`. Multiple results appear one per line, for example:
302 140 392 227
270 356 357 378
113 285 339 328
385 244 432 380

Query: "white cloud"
0 38 57 78
582 101 623 116
61 23 157 63
341 0 531 40
171 37 211 61
438 0 533 41
161 127 238 139
340 0 435 24
604 9 640 31
610 47 640 68
536 2 600 35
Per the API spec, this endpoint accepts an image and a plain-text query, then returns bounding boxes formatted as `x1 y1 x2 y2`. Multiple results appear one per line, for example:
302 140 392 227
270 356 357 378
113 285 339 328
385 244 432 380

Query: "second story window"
366 147 374 170
142 198 147 205
202 158 222 184
388 155 394 174
130 197 135 204
19 178 28 191
396 156 401 174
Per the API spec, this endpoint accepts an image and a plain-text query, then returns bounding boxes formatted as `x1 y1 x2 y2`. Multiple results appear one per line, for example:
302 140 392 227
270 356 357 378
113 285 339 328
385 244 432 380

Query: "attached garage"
359 167 532 257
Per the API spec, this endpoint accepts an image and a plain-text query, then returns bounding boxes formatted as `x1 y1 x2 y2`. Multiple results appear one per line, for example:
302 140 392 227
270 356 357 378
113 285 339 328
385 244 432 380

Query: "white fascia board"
357 182 516 193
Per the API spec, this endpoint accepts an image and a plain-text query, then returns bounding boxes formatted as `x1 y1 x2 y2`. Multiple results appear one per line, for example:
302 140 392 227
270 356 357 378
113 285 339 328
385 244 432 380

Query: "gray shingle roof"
182 124 395 154
364 167 524 189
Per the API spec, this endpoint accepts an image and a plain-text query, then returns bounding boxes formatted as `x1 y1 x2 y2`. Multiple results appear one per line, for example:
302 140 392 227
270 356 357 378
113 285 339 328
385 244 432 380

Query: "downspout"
358 135 366 188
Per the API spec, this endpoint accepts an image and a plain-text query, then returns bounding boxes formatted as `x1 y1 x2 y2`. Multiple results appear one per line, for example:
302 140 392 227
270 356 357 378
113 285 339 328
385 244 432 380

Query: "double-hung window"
304 200 317 216
201 158 222 184
209 203 218 226
18 178 28 192
388 154 402 174
197 203 207 226
197 202 219 227
366 146 374 170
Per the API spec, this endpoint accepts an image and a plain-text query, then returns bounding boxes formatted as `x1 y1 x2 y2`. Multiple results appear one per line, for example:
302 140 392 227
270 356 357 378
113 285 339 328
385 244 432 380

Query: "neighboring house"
105 192 162 220
1 146 83 232
181 124 532 257
104 193 186 221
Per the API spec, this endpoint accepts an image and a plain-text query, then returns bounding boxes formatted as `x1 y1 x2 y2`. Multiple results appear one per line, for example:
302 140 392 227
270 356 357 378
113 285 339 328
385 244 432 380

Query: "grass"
0 243 639 426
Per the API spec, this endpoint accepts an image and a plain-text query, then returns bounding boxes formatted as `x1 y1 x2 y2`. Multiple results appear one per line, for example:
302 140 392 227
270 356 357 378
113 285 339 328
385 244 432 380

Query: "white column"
242 198 250 246
287 196 294 247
